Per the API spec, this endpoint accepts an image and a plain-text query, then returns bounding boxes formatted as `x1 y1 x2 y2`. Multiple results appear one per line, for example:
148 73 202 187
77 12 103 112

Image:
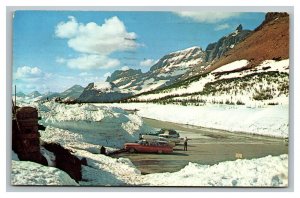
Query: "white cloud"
55 16 139 70
140 59 156 67
15 66 43 79
55 16 78 38
175 12 241 23
214 23 230 31
66 54 120 70
121 66 130 71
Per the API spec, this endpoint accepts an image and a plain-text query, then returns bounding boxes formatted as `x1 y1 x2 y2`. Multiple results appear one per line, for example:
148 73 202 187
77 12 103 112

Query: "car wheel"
158 150 163 154
129 148 135 153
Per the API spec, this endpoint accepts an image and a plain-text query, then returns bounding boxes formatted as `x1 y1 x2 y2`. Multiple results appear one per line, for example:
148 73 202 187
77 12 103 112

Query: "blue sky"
12 11 265 94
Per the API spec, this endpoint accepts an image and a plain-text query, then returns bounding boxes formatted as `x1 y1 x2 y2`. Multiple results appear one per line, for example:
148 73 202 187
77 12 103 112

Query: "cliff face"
205 24 252 63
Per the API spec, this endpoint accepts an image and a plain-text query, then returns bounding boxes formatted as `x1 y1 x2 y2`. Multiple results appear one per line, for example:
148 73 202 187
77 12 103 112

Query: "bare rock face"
43 142 82 182
205 25 252 63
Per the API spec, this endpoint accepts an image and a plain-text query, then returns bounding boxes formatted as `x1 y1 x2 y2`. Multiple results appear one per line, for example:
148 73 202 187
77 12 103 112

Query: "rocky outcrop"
12 107 48 166
205 25 252 63
255 12 289 31
43 142 82 182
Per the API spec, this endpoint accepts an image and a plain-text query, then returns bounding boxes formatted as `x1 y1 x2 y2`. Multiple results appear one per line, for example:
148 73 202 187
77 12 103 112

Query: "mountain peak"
236 24 243 32
28 91 42 98
170 46 202 54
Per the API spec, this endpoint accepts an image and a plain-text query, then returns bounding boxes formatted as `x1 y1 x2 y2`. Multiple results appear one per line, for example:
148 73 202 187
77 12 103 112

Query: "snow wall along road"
36 102 152 149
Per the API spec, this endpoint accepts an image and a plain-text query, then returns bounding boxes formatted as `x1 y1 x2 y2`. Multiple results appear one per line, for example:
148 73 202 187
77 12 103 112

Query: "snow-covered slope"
130 59 289 106
11 160 79 186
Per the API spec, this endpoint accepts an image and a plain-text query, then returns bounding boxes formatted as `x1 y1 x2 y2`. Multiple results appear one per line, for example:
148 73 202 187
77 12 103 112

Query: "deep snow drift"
139 154 288 186
11 160 79 186
35 101 153 149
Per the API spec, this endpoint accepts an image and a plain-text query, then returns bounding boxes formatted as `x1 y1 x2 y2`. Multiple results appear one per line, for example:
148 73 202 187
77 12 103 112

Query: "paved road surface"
114 118 288 174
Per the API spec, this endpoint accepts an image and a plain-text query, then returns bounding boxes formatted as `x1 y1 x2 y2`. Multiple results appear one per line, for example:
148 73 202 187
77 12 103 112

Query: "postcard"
11 10 289 187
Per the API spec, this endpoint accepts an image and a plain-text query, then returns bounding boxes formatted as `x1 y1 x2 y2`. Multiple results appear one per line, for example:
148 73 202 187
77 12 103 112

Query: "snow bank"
38 101 152 148
98 103 288 138
140 154 288 187
11 151 287 187
11 160 79 186
74 150 140 186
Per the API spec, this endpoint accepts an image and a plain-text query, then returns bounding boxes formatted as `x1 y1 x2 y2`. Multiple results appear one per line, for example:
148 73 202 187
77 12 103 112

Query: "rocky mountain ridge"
105 25 252 95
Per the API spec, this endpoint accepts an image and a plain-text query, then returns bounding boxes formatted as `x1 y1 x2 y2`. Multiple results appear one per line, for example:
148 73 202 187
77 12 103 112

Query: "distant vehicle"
155 129 181 144
159 134 182 144
141 135 176 147
159 129 180 138
124 140 173 154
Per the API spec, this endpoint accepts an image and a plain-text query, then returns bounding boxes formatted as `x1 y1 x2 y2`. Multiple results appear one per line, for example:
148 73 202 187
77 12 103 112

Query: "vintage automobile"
124 140 173 154
159 134 182 144
141 135 176 147
159 128 180 138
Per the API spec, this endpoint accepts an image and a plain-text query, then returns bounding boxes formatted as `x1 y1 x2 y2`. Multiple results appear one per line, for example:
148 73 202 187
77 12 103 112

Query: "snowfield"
212 59 249 73
98 103 289 138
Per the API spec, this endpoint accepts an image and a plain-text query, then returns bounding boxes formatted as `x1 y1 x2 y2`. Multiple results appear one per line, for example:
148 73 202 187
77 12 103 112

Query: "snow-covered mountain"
59 85 84 100
127 13 289 106
105 25 252 97
27 91 42 98
16 85 85 102
77 82 132 103
106 46 207 94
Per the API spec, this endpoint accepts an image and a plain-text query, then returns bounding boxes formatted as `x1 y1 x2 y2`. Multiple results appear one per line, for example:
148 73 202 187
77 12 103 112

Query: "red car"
124 140 173 154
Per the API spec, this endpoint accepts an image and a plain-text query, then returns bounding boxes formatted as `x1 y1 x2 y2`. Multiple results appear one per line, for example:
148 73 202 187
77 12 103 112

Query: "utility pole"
15 85 17 108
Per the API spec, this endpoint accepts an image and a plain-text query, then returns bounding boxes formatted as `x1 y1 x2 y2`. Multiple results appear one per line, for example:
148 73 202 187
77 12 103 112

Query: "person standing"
183 137 188 151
